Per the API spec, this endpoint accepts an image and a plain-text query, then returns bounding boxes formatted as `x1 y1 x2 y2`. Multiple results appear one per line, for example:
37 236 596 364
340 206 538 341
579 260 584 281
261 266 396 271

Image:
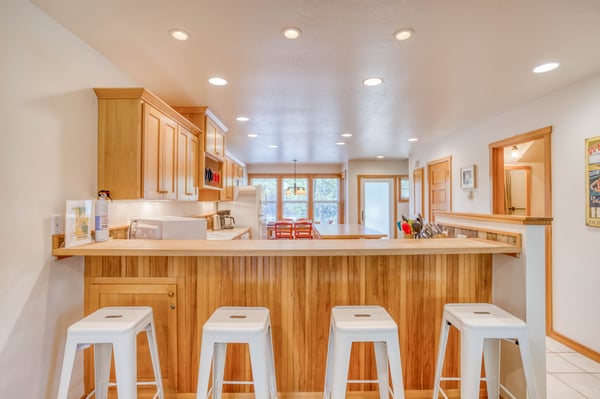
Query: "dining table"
313 223 387 239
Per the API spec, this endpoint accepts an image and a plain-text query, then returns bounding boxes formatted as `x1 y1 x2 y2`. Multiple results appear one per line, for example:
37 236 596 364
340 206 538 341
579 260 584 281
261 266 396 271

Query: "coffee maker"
217 210 235 229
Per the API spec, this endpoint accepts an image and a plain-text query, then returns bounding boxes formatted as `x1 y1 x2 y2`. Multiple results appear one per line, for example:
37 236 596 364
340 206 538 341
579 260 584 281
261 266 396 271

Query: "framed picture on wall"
585 136 600 227
460 165 476 190
65 200 93 247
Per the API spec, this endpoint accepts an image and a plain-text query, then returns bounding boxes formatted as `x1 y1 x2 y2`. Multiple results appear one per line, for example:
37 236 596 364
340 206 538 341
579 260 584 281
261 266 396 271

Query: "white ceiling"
31 0 600 165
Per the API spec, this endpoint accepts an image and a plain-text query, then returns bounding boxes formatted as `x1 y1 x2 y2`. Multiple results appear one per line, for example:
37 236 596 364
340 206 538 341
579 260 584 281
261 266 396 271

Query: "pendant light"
285 159 306 196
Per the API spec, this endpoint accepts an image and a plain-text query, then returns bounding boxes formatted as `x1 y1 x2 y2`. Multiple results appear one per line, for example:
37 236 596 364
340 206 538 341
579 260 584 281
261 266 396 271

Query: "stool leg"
323 325 335 399
374 342 389 399
196 337 215 399
113 335 138 399
385 337 405 399
432 321 450 399
145 323 165 399
56 337 78 399
483 338 500 399
460 333 484 399
330 334 352 399
266 326 279 398
94 343 113 399
517 336 538 399
249 335 271 399
213 343 227 399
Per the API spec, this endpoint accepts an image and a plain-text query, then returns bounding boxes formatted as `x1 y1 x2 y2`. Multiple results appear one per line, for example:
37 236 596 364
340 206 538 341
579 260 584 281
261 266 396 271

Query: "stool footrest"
222 380 255 385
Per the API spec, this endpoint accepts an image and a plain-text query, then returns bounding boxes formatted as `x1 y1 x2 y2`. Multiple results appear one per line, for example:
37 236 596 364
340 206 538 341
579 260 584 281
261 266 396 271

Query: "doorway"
504 165 531 216
489 126 553 333
358 176 396 238
427 156 452 222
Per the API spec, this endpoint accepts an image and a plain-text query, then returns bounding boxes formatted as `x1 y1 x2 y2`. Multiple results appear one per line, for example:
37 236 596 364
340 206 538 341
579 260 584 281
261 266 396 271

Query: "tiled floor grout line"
546 336 600 398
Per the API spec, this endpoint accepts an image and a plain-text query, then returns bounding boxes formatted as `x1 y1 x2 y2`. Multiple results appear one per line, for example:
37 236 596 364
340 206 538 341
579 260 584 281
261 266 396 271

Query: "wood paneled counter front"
54 238 519 398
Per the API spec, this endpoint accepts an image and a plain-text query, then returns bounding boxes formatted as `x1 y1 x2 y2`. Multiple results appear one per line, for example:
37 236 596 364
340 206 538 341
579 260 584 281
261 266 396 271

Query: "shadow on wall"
0 254 84 398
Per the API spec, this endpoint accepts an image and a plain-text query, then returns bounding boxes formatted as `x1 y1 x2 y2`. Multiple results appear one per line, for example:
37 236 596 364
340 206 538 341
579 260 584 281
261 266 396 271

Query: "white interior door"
359 177 394 238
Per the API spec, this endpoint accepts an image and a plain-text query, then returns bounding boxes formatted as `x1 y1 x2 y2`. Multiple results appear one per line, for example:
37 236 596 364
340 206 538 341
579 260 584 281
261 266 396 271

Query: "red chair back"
293 222 313 239
274 221 294 239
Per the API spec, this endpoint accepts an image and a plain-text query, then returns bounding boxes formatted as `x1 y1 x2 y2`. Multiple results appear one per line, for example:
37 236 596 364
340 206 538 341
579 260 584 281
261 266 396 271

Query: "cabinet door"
177 127 199 201
219 158 234 201
205 117 217 155
143 104 177 200
87 281 179 390
215 127 225 157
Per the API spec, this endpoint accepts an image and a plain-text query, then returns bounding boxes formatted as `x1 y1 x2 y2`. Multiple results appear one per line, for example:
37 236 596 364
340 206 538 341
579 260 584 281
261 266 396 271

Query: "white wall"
410 72 600 353
346 159 409 236
0 1 215 397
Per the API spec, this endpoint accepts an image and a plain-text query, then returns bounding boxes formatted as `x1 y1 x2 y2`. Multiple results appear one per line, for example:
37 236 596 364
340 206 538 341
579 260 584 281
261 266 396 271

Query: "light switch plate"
51 214 64 235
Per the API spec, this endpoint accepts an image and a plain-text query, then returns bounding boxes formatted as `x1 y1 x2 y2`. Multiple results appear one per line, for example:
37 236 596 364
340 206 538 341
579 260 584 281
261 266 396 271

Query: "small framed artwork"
460 165 476 190
585 136 600 227
65 200 93 247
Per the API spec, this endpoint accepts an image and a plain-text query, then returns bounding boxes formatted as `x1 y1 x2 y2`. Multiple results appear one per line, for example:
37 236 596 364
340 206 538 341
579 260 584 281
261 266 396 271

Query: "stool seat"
432 303 538 399
324 306 405 399
196 306 278 399
57 306 164 399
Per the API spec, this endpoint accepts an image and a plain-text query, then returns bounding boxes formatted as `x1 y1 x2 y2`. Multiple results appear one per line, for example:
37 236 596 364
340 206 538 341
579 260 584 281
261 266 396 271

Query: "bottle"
95 190 111 242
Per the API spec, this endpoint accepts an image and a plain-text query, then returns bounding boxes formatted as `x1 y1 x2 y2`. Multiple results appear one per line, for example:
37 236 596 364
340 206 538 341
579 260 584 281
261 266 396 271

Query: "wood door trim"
413 167 424 217
426 156 452 222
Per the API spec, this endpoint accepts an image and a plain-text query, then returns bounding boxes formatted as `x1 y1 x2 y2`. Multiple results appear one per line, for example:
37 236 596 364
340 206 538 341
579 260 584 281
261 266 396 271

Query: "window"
313 178 340 224
282 177 308 219
250 175 342 222
398 175 409 202
251 177 277 222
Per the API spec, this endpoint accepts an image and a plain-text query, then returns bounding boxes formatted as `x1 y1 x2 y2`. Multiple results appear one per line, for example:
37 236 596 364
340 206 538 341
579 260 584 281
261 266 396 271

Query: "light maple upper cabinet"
95 88 202 200
177 126 199 201
220 157 246 201
172 107 228 197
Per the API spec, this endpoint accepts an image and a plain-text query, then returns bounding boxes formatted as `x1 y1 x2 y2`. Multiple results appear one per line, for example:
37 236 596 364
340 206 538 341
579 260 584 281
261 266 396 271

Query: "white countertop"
206 227 250 240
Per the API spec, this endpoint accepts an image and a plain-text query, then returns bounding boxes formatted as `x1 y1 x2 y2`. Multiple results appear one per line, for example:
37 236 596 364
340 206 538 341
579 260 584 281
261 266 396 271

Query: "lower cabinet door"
86 280 179 391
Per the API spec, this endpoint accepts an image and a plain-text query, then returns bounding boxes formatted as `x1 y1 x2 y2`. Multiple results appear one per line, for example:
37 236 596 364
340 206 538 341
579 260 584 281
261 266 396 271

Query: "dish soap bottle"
95 190 111 242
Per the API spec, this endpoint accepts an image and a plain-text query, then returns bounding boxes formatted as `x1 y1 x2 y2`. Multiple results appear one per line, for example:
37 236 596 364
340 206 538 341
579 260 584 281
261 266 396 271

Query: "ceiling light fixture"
169 29 189 41
236 116 250 122
533 62 560 74
248 133 259 138
208 77 228 86
341 133 353 137
511 145 520 159
408 138 419 142
363 77 383 86
285 159 306 197
336 142 346 146
268 145 278 149
282 27 302 39
377 155 385 159
393 29 414 41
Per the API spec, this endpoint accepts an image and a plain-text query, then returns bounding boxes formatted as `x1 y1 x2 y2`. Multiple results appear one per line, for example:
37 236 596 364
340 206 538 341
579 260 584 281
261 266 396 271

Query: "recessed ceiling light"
236 116 250 122
248 133 259 138
282 27 302 39
363 77 383 86
393 29 414 41
336 142 346 146
377 155 385 159
341 133 353 137
268 145 278 149
208 77 227 86
169 29 189 41
408 138 419 142
533 62 560 74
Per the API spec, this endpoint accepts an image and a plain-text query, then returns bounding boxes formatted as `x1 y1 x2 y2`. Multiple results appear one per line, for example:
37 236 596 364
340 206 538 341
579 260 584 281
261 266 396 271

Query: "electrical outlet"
51 214 64 235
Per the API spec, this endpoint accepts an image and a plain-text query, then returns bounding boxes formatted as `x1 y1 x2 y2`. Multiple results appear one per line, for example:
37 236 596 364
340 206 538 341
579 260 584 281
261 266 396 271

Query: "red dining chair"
274 221 294 239
293 221 313 239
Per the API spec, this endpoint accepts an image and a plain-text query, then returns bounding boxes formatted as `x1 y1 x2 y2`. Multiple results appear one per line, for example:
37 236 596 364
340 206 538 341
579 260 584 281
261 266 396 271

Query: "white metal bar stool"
432 303 538 399
323 306 405 399
56 306 164 399
196 306 278 399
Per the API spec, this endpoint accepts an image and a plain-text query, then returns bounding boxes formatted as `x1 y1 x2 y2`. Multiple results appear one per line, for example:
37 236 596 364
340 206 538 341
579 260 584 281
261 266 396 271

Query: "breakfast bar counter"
53 236 529 398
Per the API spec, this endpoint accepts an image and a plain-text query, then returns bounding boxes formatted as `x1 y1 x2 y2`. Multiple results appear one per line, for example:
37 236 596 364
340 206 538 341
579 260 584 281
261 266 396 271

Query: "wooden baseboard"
549 329 600 363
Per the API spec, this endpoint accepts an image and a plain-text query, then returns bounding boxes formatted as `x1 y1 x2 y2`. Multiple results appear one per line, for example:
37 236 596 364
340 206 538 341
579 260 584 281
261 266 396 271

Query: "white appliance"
218 185 265 239
130 216 207 239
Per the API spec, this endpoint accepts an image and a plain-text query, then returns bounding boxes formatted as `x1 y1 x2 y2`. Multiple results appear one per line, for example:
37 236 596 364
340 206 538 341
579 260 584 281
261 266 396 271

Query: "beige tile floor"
546 337 600 398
